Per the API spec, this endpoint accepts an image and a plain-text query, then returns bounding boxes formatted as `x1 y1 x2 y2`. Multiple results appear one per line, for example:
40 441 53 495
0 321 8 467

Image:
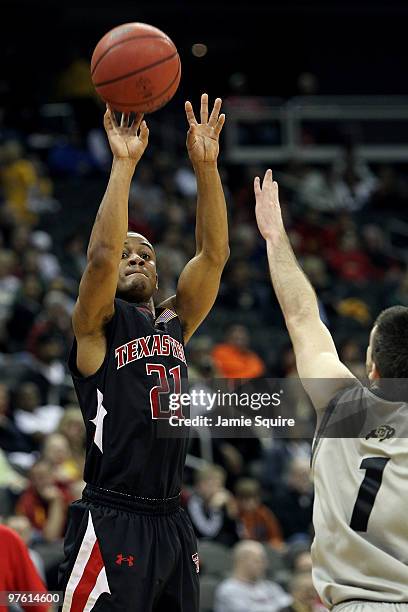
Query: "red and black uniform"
59 298 198 612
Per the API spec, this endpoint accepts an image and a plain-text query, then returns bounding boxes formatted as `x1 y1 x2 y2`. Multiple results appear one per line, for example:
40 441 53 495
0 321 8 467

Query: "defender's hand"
254 169 284 243
185 93 225 165
104 107 149 163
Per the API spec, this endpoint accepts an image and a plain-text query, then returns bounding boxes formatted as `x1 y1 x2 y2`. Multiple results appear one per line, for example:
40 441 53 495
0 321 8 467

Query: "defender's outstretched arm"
254 170 355 411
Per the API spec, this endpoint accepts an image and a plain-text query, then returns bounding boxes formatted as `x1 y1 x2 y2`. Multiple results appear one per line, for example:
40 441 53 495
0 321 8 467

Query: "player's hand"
104 106 149 163
185 93 225 165
254 169 285 242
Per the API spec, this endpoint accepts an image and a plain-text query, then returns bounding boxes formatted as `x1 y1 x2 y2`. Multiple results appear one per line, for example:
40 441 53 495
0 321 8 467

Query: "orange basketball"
91 23 181 114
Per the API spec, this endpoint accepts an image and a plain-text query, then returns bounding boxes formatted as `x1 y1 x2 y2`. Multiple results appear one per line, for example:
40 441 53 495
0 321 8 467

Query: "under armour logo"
116 554 134 567
365 424 395 442
192 553 199 574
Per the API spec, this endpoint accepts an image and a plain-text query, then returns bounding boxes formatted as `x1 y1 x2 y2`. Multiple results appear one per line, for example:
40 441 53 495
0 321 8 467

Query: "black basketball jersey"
68 298 189 498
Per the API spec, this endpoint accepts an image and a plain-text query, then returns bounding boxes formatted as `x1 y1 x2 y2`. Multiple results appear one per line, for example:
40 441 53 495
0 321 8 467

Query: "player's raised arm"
254 170 356 411
161 93 229 343
72 109 149 376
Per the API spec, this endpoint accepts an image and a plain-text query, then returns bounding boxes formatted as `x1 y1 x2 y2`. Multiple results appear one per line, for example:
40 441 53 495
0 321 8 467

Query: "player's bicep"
173 253 225 343
73 255 118 337
288 317 356 411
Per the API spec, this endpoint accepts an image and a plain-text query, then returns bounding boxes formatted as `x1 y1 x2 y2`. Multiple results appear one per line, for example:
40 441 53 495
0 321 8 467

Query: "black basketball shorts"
59 484 199 612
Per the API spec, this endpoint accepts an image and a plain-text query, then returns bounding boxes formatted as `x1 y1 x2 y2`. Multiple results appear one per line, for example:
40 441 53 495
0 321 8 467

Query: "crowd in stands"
0 93 407 611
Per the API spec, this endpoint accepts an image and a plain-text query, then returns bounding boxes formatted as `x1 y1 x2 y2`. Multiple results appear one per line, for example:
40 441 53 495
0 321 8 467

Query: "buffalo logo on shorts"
192 553 200 574
365 424 395 442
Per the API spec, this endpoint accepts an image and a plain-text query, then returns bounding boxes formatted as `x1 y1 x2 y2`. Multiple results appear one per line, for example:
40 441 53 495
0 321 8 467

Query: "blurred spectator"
326 230 375 283
30 231 61 282
0 524 50 612
388 268 408 307
6 515 46 579
42 432 81 483
0 449 27 515
214 540 292 612
331 146 378 212
186 464 239 546
0 141 56 224
0 382 32 453
18 332 66 405
234 478 284 549
212 324 266 379
261 439 312 494
268 457 313 542
285 542 313 574
6 274 44 350
155 225 188 277
0 248 20 327
16 459 70 542
338 338 366 380
13 382 64 446
219 260 265 312
57 406 86 477
282 571 327 612
60 233 87 285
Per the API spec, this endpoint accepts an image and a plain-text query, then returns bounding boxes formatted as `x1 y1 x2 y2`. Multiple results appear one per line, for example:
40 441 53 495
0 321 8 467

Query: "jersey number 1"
146 363 184 420
350 456 390 532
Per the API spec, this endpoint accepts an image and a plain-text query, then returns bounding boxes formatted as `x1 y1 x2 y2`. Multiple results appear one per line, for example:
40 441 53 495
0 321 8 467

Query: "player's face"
116 235 158 303
366 325 379 380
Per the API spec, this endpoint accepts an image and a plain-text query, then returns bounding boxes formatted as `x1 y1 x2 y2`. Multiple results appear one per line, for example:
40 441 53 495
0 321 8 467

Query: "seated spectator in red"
235 478 284 550
212 324 266 379
186 464 239 546
326 231 375 282
16 458 71 542
6 515 45 580
0 524 50 612
214 540 292 612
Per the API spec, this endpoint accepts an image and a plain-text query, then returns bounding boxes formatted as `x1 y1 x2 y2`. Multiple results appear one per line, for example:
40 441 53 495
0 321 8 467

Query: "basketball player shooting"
59 94 229 612
254 169 408 612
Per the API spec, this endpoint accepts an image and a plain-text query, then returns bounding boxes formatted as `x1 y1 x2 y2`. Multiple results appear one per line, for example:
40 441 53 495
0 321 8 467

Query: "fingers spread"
139 121 149 146
132 112 144 133
262 168 273 190
200 93 209 124
185 100 198 126
209 97 222 127
214 113 225 137
254 176 261 197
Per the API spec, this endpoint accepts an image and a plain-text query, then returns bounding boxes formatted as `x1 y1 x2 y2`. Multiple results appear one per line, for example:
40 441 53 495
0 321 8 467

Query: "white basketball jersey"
311 382 408 609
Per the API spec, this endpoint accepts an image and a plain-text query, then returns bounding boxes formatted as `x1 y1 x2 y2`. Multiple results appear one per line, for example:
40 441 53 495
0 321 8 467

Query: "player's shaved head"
126 232 155 254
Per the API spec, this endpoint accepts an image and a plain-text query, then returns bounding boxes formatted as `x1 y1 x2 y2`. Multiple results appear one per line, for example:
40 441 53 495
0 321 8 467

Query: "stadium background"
0 1 408 610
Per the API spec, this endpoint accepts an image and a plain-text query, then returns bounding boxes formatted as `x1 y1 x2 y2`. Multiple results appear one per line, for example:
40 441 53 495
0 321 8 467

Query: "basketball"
91 22 181 114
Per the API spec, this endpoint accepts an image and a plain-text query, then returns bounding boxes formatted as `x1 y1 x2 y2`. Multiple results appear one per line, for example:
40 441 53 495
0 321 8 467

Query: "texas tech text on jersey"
115 333 187 369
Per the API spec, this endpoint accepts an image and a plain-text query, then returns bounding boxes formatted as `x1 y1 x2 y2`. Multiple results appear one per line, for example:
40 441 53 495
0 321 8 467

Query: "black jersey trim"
311 381 362 465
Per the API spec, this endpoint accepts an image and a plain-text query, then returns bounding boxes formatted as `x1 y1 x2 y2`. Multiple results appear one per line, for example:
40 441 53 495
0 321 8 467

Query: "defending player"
254 169 408 611
59 94 229 611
